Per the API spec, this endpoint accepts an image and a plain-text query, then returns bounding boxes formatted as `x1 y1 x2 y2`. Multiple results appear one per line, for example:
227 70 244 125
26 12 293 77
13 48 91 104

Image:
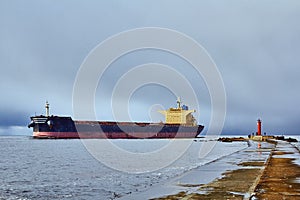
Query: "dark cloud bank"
0 0 300 135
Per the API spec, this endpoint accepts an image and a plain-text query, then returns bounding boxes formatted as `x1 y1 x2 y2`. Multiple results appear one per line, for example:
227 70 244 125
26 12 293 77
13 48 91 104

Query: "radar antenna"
177 97 181 108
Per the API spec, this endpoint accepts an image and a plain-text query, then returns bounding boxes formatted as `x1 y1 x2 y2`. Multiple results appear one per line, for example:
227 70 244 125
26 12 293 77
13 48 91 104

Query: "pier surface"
121 139 300 200
254 140 300 199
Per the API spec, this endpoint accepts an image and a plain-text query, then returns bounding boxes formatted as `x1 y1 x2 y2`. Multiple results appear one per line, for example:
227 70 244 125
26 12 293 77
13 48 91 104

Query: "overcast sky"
1 0 300 135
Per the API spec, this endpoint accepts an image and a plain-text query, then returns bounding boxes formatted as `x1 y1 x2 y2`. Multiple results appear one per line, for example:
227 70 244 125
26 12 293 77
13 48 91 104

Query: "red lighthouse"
257 119 262 136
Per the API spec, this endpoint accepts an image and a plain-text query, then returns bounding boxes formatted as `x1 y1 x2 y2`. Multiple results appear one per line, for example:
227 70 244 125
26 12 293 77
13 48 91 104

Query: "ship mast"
45 101 50 117
177 97 181 109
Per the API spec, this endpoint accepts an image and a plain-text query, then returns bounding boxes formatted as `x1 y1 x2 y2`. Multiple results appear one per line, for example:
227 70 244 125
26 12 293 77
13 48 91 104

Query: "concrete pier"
254 140 300 199
121 139 300 200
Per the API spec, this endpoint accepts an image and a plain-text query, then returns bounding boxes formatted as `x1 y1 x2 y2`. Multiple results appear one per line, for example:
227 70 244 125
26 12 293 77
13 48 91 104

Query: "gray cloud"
1 0 300 135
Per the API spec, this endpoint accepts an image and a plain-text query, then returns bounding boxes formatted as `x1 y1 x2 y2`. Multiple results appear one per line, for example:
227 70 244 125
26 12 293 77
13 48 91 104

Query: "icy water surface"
0 136 250 199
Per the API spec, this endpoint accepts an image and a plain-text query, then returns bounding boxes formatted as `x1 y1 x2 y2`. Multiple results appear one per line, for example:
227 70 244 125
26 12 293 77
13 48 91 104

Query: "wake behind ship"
28 99 204 139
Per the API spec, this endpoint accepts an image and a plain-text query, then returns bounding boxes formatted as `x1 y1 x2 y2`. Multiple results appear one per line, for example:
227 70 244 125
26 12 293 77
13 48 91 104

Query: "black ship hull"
28 116 204 139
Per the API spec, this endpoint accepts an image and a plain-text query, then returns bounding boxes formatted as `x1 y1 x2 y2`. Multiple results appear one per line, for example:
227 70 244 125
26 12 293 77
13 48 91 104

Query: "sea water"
0 135 297 200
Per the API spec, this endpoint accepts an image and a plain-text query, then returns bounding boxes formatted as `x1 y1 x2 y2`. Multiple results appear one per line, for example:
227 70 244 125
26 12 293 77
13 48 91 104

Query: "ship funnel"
45 101 50 117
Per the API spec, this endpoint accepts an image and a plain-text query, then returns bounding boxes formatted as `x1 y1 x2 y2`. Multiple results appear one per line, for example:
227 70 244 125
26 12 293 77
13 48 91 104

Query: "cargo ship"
28 98 204 139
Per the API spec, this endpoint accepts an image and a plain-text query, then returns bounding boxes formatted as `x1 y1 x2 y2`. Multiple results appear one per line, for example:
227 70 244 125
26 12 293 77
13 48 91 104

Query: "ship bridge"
158 98 197 126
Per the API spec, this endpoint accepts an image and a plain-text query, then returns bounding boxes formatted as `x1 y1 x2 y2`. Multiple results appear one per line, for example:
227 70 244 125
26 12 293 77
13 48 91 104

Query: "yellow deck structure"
158 98 197 126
